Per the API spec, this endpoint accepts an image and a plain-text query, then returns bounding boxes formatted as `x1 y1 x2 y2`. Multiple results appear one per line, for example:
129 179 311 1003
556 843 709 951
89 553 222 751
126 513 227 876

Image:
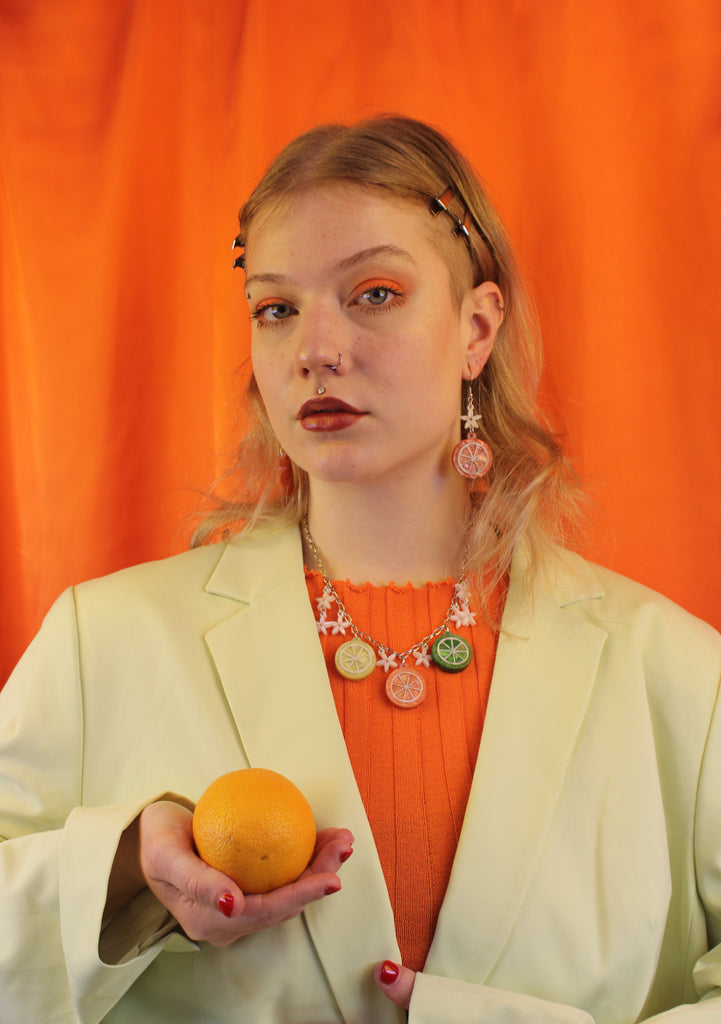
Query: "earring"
452 384 493 479
278 448 293 494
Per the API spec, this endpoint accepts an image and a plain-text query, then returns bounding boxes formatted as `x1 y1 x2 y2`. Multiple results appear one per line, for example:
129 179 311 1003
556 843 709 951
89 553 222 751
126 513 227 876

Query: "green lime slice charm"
431 632 473 673
335 640 376 680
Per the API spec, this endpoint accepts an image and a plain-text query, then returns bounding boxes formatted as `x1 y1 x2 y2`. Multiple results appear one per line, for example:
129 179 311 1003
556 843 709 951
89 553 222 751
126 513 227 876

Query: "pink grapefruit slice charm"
385 667 426 708
452 436 493 479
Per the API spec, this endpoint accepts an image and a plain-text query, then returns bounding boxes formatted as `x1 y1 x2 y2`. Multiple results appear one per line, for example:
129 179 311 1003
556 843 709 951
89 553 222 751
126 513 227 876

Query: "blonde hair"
193 116 586 601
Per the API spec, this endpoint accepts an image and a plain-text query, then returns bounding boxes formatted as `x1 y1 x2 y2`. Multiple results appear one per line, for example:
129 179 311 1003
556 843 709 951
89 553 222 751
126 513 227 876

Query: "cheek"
251 341 283 399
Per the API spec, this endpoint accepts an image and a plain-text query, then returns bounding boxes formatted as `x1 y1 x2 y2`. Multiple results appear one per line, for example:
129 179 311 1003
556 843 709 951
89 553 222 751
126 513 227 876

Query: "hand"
375 960 416 1011
139 800 354 946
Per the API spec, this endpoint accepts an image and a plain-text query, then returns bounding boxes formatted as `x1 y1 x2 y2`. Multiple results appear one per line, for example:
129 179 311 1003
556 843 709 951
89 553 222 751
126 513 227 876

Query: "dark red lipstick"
297 396 365 432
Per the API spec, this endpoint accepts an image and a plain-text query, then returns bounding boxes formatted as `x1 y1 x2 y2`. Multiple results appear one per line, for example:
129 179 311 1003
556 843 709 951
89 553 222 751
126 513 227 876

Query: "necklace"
302 515 476 709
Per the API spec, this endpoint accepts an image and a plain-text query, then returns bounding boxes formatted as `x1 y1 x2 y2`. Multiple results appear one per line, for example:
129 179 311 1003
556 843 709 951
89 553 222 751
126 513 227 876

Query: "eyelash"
250 301 297 329
350 279 405 314
249 279 405 330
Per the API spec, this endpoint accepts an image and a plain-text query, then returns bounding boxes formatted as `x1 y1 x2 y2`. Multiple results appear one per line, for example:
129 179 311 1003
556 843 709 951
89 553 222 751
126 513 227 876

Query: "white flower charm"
336 610 352 633
450 606 476 628
316 586 335 613
461 409 483 432
376 647 399 673
413 643 432 668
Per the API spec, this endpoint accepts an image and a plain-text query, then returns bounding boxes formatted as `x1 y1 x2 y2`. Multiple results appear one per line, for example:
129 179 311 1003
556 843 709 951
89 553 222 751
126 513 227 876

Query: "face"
245 185 497 493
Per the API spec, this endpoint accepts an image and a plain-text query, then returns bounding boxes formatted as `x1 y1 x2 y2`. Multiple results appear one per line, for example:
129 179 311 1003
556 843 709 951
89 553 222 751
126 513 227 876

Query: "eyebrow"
244 244 415 288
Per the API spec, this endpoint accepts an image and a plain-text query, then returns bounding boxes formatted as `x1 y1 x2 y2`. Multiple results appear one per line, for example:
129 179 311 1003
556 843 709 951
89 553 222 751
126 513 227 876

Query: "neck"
303 474 472 586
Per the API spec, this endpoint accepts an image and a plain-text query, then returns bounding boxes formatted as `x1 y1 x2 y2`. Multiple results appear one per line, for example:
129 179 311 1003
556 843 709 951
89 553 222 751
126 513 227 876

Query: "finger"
161 845 345 946
306 828 355 875
241 854 352 925
148 843 245 919
375 960 416 1010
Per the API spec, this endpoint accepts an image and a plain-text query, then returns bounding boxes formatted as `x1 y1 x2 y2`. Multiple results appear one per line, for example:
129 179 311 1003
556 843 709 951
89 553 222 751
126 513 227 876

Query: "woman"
1 116 719 1023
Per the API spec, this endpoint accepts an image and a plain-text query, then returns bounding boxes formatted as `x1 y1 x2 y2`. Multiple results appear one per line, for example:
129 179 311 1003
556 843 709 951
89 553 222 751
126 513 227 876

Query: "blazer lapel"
203 527 403 1023
426 550 608 982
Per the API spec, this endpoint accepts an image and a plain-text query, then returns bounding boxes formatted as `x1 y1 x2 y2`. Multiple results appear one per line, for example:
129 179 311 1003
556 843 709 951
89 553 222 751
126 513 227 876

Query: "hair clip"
430 187 500 277
232 235 245 269
430 188 472 251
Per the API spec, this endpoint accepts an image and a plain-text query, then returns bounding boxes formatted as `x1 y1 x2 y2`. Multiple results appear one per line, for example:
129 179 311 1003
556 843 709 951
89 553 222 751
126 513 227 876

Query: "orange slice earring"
452 384 493 479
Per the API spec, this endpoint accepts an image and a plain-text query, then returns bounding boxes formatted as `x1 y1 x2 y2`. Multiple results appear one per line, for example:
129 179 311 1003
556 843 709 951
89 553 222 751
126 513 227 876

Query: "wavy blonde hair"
193 116 586 600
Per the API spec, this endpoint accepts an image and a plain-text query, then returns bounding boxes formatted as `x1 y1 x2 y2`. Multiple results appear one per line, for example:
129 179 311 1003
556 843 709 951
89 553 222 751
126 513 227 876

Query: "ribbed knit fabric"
305 571 503 972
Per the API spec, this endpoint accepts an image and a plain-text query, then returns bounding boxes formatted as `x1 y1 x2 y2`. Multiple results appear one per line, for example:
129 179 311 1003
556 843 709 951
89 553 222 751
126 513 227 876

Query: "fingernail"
324 882 341 896
217 893 234 917
339 848 353 864
380 960 400 985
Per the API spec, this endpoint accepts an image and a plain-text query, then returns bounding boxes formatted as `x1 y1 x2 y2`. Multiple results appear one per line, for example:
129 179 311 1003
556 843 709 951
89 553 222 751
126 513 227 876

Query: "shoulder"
73 541 228 606
75 526 300 596
70 525 303 624
511 544 720 683
545 551 721 699
561 552 719 648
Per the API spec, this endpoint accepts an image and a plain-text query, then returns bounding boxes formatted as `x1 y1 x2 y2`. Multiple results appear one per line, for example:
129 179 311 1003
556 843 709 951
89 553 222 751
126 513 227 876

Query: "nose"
294 305 350 385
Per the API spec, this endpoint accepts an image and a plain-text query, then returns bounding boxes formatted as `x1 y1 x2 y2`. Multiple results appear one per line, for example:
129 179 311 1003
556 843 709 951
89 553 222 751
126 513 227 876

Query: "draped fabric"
1 0 719 685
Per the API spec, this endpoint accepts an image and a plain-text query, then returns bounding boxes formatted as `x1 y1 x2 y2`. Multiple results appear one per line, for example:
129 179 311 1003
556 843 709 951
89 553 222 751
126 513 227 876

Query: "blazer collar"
426 546 608 980
204 526 404 1022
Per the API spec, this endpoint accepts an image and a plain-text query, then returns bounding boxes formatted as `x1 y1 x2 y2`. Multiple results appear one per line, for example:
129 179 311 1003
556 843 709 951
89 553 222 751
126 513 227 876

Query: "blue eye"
251 301 297 326
352 279 404 311
363 286 393 305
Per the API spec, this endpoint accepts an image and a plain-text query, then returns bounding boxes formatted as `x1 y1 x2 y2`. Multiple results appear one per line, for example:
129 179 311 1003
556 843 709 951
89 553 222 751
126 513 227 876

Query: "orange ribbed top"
306 571 503 972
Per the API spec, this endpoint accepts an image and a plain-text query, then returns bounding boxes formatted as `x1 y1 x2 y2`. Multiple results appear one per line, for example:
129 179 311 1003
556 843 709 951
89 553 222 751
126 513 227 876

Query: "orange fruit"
192 768 317 894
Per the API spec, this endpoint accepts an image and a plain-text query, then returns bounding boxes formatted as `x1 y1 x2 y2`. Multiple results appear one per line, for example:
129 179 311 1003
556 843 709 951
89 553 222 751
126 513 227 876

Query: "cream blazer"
1 526 720 1024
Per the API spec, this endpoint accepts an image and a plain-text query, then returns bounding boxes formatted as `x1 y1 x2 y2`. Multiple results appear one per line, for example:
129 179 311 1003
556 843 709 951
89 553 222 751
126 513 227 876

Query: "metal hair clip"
232 235 245 269
430 187 500 278
430 188 472 250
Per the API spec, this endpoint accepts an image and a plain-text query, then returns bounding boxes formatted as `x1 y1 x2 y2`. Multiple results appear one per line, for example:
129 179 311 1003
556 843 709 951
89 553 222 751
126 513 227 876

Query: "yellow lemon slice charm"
335 640 376 680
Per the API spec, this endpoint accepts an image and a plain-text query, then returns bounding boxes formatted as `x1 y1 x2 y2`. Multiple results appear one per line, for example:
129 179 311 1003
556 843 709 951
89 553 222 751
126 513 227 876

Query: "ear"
460 281 504 381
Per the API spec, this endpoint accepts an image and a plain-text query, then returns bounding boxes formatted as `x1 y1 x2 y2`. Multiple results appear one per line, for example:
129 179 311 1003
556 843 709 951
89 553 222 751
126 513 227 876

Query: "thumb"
139 802 245 918
375 960 416 1010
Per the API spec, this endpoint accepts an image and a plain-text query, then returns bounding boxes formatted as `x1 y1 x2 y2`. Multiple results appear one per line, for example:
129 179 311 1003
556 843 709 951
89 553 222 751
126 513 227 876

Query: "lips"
297 396 365 432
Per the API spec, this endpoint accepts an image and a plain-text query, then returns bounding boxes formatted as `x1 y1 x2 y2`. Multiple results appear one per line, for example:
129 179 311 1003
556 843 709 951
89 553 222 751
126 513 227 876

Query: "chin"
304 451 377 485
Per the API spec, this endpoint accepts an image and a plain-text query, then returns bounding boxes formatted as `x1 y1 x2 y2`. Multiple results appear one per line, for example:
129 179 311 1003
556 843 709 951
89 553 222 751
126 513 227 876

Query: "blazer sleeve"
0 589 191 1024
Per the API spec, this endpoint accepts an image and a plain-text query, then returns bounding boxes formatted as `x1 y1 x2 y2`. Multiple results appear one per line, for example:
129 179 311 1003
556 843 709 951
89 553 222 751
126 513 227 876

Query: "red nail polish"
380 960 400 984
217 893 234 917
324 882 341 896
339 848 353 864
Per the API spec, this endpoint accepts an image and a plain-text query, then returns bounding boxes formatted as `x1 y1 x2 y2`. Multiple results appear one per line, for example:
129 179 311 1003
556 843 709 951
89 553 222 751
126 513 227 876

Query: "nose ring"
315 352 342 393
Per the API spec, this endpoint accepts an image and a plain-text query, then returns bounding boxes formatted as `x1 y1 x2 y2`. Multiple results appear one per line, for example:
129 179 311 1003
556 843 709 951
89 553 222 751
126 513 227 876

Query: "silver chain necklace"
302 515 476 708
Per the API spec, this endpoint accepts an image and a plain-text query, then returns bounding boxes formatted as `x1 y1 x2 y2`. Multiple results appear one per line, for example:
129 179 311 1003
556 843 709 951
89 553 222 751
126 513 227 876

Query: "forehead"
244 184 452 274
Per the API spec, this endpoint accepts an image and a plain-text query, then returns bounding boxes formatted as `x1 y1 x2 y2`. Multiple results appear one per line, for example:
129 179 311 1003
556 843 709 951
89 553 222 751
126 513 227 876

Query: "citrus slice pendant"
452 436 493 479
386 667 426 708
335 639 376 680
431 632 473 672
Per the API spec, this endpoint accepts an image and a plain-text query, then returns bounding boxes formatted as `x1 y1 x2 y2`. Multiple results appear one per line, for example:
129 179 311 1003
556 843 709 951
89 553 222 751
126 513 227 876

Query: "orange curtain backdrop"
1 0 719 685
